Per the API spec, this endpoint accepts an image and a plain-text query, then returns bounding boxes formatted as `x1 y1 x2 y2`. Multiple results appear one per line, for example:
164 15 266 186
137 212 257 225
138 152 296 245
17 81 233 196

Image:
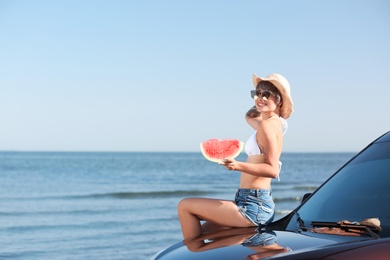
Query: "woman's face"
253 87 279 113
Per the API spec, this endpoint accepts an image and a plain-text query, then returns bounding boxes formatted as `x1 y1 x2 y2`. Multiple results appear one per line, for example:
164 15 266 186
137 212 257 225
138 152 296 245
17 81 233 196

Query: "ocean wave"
2 190 215 201
292 185 318 191
273 196 302 202
70 190 214 199
0 209 119 217
275 209 293 215
273 185 319 191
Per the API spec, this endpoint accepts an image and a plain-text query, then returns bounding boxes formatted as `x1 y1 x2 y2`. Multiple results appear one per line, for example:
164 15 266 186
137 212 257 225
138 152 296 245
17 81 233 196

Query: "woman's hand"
245 106 262 130
246 106 260 118
219 158 238 171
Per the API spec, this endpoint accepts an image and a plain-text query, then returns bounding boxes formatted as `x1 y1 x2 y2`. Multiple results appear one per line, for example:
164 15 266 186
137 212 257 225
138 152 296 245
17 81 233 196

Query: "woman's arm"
236 161 279 179
222 119 281 178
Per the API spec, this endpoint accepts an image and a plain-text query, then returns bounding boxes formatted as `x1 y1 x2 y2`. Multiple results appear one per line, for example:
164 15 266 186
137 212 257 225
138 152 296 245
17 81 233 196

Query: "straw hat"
253 73 294 119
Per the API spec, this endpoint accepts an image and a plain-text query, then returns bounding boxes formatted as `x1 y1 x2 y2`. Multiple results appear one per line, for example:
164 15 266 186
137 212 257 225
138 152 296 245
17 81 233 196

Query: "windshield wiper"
311 219 381 239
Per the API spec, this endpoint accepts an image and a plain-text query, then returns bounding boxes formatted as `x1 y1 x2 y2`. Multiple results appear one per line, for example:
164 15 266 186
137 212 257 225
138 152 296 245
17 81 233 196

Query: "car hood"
152 227 376 260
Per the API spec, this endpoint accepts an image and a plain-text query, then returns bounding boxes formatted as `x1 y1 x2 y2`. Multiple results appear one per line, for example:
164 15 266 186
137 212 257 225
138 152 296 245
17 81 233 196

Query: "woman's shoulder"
256 117 281 135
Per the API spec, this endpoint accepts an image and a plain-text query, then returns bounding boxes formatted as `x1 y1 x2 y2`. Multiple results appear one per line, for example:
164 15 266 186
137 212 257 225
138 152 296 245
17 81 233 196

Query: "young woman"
178 73 293 240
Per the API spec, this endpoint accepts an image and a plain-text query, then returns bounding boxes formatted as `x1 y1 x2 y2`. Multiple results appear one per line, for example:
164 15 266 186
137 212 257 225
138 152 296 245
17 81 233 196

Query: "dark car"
151 131 390 259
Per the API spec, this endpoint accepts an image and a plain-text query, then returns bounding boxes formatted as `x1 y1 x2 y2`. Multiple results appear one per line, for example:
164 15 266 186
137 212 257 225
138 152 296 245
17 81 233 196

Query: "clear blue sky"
1 0 389 152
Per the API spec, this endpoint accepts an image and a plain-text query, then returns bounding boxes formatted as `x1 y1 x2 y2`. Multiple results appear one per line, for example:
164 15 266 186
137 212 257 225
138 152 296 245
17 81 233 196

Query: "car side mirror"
301 193 312 203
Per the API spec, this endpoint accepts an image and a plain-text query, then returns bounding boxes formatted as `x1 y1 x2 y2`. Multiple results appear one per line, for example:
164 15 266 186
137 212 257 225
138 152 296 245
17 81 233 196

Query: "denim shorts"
234 188 275 226
242 231 277 247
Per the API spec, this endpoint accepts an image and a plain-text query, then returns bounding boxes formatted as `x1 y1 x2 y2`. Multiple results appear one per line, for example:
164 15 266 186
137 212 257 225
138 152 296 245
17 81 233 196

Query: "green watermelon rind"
200 139 244 163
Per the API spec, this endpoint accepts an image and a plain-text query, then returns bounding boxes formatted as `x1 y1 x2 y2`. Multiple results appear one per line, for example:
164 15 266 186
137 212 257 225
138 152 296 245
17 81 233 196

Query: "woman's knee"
177 198 193 213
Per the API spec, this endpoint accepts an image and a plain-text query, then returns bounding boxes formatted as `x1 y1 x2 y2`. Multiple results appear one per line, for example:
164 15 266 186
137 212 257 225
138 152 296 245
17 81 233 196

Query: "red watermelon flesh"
200 139 244 163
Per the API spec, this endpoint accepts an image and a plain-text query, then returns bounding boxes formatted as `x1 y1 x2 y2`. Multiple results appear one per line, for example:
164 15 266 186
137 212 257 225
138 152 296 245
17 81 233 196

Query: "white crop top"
245 116 288 156
244 116 288 181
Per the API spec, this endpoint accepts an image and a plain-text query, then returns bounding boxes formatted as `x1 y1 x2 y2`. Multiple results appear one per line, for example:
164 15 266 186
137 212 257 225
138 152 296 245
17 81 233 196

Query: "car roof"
375 131 390 143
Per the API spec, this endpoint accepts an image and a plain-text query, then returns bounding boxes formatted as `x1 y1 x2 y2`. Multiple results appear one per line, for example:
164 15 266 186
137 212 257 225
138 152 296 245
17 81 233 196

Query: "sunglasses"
250 90 274 100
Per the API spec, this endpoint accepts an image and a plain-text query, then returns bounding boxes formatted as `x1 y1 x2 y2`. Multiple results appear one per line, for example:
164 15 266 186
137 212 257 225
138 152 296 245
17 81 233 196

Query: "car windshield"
295 139 390 237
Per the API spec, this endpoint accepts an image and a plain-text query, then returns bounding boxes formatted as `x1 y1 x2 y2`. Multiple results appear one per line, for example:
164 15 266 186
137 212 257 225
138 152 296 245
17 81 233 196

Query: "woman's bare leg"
201 221 231 234
177 197 255 239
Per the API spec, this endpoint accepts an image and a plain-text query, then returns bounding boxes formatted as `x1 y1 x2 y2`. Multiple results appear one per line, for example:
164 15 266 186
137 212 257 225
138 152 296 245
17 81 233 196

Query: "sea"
0 151 356 260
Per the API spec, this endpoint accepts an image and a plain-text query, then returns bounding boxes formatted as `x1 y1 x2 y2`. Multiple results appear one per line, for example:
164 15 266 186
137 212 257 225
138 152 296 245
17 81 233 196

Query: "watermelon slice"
200 139 244 163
